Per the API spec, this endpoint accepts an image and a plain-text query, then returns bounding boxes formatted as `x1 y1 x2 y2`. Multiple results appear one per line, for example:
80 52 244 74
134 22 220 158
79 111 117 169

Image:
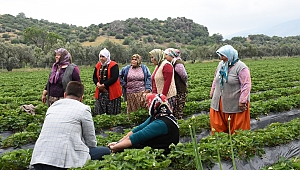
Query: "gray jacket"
30 98 96 168
211 61 250 113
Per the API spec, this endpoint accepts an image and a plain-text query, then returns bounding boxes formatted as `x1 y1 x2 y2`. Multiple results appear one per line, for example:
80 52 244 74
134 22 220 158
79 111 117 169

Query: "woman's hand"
209 89 214 99
41 95 46 103
108 142 119 153
41 90 47 103
97 83 106 91
108 142 118 147
239 102 247 111
96 82 101 88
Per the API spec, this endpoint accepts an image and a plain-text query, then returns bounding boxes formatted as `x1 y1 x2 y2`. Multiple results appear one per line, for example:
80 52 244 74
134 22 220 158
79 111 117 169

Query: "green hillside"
0 13 221 47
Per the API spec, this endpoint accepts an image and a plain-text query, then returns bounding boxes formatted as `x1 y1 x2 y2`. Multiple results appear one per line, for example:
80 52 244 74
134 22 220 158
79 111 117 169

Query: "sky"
1 0 300 37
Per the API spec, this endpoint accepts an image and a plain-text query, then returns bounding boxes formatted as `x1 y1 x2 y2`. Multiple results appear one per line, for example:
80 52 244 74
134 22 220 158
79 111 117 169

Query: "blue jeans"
89 146 111 160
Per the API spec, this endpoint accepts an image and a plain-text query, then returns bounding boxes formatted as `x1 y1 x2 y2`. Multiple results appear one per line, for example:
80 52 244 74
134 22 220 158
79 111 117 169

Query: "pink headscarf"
49 48 71 84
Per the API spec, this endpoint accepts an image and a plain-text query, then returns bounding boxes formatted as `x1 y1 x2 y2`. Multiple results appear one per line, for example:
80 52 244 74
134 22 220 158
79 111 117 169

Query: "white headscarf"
164 48 179 64
99 48 111 66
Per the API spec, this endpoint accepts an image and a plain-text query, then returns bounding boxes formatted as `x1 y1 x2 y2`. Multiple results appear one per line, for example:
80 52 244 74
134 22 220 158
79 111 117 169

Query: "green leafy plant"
189 115 203 170
212 128 222 170
260 156 300 170
228 116 237 170
0 149 33 170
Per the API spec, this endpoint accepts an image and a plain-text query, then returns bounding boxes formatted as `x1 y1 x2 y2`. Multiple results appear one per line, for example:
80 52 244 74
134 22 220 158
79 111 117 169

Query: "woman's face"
99 55 107 63
150 56 158 65
131 57 138 67
55 54 61 63
164 54 173 62
220 54 228 62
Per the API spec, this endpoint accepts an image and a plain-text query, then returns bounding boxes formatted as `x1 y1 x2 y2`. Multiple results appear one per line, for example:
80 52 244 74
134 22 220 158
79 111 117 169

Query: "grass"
81 36 124 47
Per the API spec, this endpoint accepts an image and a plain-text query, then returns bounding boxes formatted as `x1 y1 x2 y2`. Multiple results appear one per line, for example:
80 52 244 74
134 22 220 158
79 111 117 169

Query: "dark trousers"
33 164 67 170
33 146 110 170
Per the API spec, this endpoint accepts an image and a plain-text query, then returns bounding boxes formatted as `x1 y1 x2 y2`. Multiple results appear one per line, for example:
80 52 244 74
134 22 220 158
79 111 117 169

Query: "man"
31 81 110 170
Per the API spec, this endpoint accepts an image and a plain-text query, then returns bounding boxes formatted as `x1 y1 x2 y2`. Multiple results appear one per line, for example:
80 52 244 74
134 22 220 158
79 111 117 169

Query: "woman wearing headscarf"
164 48 188 120
119 54 152 114
93 48 122 115
149 49 177 109
210 45 252 134
108 93 179 154
42 48 81 106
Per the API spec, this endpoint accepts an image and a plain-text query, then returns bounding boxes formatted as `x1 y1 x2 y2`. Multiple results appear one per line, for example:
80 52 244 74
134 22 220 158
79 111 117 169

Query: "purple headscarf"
49 48 72 84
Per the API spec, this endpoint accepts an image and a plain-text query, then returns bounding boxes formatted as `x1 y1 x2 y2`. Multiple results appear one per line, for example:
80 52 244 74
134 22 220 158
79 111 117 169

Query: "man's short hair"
66 81 84 98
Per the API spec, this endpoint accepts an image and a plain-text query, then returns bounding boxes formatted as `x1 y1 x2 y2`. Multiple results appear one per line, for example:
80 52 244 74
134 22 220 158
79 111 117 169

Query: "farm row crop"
0 57 300 169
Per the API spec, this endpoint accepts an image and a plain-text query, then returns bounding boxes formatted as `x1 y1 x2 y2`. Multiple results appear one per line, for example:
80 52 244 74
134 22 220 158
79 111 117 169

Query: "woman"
108 93 179 155
149 49 177 109
164 48 188 120
93 48 122 115
210 45 252 134
119 54 152 113
41 48 81 106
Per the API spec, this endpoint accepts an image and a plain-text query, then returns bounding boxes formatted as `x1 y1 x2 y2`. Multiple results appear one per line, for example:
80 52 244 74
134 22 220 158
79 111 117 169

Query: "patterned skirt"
167 96 176 113
126 91 149 113
94 92 121 115
173 92 187 120
48 96 64 106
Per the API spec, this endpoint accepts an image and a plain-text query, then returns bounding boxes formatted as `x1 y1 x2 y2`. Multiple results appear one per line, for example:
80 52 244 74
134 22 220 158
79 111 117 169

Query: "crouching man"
31 81 110 170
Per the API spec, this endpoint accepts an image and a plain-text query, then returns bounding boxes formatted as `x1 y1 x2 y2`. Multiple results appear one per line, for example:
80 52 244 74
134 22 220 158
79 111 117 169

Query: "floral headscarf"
216 45 239 88
49 48 72 84
149 49 164 65
147 93 179 127
132 54 142 67
164 48 179 64
164 48 179 58
99 48 111 66
174 49 181 60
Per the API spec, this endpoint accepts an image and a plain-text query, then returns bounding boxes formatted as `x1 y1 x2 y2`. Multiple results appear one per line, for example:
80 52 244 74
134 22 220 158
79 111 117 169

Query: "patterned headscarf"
99 48 111 66
147 93 172 116
216 45 239 88
164 48 179 58
174 49 181 59
132 54 142 67
147 93 179 127
164 48 179 64
49 48 72 84
149 49 164 65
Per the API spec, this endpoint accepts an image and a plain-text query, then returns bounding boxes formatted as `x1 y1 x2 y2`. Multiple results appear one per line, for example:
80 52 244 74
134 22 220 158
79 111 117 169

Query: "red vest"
94 61 122 100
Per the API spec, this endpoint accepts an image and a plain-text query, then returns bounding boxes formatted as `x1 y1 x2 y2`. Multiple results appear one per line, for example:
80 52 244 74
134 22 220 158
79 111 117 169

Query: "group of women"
36 44 252 170
42 44 251 135
119 48 188 120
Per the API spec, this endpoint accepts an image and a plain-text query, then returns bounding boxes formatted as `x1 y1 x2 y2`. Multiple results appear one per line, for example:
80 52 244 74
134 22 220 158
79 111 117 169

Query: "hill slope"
0 14 216 47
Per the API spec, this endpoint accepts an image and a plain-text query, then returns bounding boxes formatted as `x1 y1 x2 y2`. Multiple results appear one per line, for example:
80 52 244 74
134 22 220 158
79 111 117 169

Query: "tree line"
1 13 300 71
2 36 300 71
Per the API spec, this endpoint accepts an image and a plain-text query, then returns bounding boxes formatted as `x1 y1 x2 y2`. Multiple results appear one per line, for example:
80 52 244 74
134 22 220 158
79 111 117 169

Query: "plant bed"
1 58 300 169
0 116 299 169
